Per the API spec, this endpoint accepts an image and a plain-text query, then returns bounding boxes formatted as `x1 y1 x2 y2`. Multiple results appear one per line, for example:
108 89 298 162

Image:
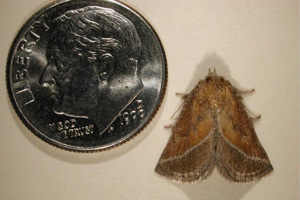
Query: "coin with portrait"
7 0 167 151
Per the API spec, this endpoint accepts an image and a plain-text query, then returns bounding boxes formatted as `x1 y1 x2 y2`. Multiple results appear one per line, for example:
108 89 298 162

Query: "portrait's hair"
48 6 141 66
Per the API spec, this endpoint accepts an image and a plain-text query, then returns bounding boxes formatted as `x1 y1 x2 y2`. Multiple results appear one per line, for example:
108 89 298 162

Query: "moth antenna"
170 100 186 119
250 115 261 122
243 102 261 121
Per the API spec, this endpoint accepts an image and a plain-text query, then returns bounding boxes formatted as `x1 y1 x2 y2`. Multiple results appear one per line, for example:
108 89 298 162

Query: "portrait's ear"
98 53 114 81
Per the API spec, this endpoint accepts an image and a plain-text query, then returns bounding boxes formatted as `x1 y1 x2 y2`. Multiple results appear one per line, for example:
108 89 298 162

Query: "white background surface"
0 0 299 199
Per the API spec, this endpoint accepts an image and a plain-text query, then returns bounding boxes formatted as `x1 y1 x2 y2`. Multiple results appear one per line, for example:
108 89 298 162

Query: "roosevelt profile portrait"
40 6 143 134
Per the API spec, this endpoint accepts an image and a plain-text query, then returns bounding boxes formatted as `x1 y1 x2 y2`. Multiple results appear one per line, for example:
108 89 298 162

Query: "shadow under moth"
155 69 273 183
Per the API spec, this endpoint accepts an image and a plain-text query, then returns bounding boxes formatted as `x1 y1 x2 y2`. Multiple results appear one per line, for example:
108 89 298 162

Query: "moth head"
206 68 218 81
207 68 217 77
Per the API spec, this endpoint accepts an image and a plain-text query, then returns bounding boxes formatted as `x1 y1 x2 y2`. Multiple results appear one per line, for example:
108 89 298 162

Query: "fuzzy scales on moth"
155 69 273 183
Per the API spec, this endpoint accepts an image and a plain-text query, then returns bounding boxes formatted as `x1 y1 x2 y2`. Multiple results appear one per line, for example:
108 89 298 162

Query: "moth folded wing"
216 88 273 183
155 88 216 183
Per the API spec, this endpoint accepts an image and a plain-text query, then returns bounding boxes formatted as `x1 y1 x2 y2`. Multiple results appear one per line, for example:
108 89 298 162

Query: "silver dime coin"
6 0 167 151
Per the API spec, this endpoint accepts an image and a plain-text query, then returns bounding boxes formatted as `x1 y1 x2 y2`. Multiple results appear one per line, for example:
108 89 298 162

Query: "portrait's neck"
92 70 143 135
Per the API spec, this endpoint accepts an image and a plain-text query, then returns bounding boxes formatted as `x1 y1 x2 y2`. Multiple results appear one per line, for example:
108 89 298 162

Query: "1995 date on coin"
6 0 167 151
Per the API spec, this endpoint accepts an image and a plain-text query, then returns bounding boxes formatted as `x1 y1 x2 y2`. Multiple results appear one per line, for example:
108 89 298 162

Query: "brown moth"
155 69 273 183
